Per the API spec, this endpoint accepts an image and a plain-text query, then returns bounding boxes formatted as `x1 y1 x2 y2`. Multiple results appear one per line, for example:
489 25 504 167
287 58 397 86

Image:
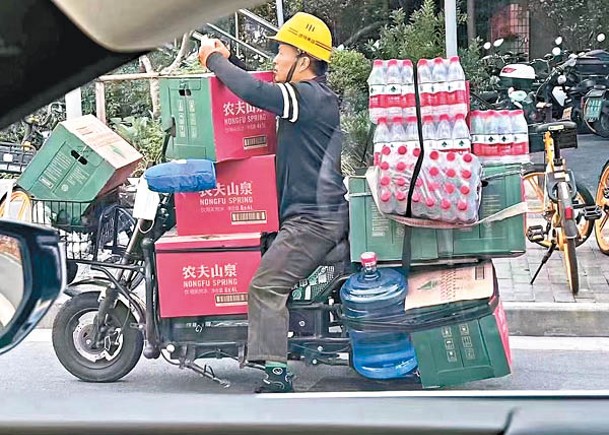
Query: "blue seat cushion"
144 159 216 193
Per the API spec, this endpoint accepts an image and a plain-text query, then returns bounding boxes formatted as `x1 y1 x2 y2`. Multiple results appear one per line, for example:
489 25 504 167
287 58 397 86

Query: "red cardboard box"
175 155 279 236
155 231 262 318
160 72 278 162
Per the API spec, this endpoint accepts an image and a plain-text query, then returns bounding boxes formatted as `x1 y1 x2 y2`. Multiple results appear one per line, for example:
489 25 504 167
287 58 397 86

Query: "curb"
37 301 609 337
504 302 609 337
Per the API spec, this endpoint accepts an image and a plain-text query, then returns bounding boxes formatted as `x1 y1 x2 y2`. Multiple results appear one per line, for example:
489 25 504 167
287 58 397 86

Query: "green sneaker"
254 366 294 393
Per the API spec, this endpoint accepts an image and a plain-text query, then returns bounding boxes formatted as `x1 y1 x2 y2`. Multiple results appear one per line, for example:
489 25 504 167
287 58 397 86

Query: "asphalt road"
3 332 609 395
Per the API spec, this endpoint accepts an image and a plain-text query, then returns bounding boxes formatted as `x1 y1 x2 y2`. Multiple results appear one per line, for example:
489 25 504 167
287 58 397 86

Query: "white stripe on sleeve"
277 83 290 119
284 83 299 123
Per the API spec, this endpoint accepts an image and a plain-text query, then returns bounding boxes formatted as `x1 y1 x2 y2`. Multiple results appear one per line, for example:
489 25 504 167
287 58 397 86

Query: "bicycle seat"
535 121 577 134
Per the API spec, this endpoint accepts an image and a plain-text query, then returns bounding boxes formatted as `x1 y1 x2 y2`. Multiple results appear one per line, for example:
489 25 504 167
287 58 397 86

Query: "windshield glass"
2 0 609 397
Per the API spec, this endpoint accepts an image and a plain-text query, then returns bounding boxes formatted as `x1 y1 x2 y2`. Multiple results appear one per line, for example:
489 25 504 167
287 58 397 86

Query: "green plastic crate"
18 115 142 202
405 262 512 388
159 73 277 162
348 165 526 263
411 303 512 388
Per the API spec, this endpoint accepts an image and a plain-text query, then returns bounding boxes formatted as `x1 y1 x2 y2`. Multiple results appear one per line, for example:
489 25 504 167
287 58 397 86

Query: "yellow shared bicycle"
524 121 602 294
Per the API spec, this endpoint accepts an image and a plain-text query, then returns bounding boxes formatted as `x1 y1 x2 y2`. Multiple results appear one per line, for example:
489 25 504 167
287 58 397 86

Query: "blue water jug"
340 252 418 379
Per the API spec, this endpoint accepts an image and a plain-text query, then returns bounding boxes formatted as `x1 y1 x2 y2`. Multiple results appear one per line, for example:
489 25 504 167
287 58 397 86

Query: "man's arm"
206 52 299 122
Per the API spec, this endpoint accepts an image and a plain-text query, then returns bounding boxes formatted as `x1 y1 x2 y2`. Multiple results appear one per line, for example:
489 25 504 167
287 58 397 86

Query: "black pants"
247 212 349 363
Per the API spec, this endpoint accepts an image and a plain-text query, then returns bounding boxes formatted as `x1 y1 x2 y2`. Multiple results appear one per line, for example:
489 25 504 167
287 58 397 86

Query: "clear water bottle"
469 110 483 153
395 189 408 216
410 187 423 217
417 59 433 115
447 56 467 116
373 117 391 167
452 113 471 151
368 60 386 124
341 252 418 380
510 110 530 160
421 115 437 149
390 116 406 161
497 110 513 148
484 110 499 151
385 59 403 119
401 59 416 117
436 114 452 149
432 58 449 115
378 185 395 214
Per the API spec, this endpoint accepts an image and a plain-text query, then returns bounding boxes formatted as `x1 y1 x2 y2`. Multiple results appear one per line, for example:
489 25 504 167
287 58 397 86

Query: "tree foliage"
531 0 609 51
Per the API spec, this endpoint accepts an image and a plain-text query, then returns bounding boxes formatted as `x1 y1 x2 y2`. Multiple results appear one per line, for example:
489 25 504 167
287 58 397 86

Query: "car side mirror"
0 220 63 355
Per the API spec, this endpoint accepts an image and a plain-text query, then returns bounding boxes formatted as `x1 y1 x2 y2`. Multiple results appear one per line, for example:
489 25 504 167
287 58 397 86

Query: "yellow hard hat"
270 12 333 62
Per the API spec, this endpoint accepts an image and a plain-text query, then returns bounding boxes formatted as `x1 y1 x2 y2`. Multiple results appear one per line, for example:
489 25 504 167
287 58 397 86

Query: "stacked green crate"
348 164 526 263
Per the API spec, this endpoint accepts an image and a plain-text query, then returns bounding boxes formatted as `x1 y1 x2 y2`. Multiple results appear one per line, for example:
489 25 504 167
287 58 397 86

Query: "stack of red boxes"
155 73 279 319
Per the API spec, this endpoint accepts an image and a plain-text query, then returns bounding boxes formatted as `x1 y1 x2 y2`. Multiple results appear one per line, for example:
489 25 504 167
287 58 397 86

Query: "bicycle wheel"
561 231 579 295
557 182 579 295
523 165 593 247
595 160 609 254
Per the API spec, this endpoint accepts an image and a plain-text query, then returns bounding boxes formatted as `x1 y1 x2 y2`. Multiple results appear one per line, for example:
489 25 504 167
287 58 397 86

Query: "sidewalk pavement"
497 237 609 337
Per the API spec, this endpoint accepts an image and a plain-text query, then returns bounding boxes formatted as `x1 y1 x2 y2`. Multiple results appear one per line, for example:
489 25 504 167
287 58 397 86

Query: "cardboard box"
175 155 279 236
405 262 512 388
155 231 262 318
160 72 278 162
18 115 143 201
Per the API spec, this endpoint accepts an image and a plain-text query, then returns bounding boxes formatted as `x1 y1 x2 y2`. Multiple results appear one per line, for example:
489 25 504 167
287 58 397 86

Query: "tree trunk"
467 0 476 42
139 55 161 119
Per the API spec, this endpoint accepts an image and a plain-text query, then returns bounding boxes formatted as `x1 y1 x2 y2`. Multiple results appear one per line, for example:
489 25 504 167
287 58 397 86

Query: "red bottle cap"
462 169 472 179
447 152 456 161
380 161 390 170
361 252 378 267
398 145 407 155
380 176 391 186
415 178 424 187
373 60 384 67
396 177 406 186
460 185 471 195
441 199 451 210
426 198 436 207
388 59 399 66
463 153 473 163
429 167 440 177
396 191 407 201
393 117 403 125
412 192 421 202
381 190 392 202
445 183 456 194
430 150 440 160
382 146 391 155
439 114 450 122
397 161 407 171
458 201 468 211
413 148 421 157
446 168 457 178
